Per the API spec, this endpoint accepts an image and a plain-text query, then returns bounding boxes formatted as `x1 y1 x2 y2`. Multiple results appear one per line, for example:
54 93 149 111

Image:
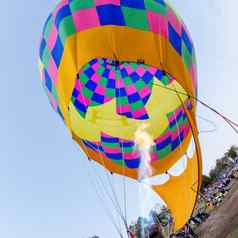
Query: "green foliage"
208 155 231 181
226 227 238 238
225 145 238 159
201 175 212 190
209 168 217 181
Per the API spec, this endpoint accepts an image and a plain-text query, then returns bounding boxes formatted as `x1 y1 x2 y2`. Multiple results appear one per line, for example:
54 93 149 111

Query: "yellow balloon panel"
153 152 200 231
69 78 188 141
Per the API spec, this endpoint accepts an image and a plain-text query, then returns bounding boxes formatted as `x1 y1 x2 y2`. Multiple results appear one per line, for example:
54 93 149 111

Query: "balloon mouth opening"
70 57 177 120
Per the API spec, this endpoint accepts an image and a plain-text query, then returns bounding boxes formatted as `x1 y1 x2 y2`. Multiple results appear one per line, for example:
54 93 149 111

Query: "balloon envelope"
39 0 202 231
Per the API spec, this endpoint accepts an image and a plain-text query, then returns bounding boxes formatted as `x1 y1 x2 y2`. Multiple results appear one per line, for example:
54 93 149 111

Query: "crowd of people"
127 158 238 238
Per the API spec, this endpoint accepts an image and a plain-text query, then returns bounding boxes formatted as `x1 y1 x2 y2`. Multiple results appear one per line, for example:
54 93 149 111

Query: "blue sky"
0 1 237 237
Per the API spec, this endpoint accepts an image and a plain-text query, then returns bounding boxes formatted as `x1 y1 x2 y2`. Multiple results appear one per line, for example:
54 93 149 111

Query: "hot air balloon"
39 0 202 233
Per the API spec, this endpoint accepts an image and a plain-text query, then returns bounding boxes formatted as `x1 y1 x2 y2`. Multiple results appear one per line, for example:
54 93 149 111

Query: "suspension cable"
153 82 238 134
116 61 129 233
82 157 123 237
94 128 128 232
78 79 126 234
89 159 124 224
173 86 190 228
196 114 217 134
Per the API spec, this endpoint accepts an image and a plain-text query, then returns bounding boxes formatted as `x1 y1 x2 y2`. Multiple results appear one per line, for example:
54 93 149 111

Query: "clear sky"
0 1 237 238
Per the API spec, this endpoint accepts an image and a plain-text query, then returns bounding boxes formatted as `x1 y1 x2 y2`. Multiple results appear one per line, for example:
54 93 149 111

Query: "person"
149 229 164 238
189 216 201 225
149 222 165 238
184 223 198 238
196 212 209 221
127 229 136 238
169 234 175 238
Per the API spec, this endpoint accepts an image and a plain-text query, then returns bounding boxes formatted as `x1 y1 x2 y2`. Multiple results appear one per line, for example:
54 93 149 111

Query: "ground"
197 180 238 238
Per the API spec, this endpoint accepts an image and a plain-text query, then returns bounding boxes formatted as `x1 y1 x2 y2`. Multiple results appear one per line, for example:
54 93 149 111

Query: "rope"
173 85 202 227
82 157 123 237
196 114 217 134
116 61 129 236
78 72 126 234
153 82 238 134
94 142 127 227
173 86 190 227
90 160 124 223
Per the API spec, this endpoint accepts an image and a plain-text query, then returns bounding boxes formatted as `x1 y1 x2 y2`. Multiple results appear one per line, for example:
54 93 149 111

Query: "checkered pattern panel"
116 62 155 120
82 132 141 169
39 15 63 119
39 1 197 117
71 58 173 120
71 58 116 118
101 133 141 168
154 104 190 160
81 103 191 169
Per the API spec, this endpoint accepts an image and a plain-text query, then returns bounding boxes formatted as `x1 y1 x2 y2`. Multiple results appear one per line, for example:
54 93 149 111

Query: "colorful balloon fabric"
39 0 202 231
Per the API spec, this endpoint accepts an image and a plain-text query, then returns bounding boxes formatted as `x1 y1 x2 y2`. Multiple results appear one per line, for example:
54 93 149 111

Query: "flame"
135 124 155 225
134 123 154 179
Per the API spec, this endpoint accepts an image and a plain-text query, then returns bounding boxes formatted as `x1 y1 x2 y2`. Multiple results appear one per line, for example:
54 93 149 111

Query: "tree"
208 158 227 181
225 145 238 160
201 175 212 190
209 168 217 181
